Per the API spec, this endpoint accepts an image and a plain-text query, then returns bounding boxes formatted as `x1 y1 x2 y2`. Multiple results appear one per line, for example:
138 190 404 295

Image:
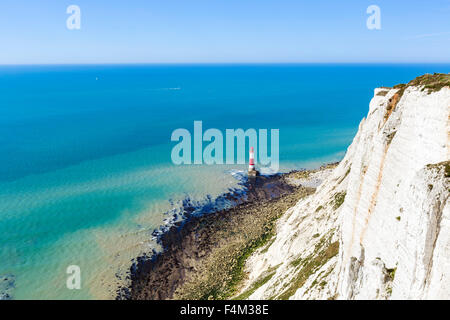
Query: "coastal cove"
1 65 450 300
117 165 336 300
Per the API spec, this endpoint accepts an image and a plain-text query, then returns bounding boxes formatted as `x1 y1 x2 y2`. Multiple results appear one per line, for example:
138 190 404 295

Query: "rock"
237 77 449 300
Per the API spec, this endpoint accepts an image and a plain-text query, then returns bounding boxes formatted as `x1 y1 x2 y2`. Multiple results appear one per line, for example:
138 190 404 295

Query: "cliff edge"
236 73 450 300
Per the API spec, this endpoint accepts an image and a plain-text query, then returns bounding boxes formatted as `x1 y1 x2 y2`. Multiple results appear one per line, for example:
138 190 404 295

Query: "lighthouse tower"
248 147 259 177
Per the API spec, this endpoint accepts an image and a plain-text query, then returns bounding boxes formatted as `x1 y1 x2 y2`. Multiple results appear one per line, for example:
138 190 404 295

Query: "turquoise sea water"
1 64 449 299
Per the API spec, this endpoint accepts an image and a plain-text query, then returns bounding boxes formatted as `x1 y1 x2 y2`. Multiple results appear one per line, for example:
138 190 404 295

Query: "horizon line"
1 61 450 67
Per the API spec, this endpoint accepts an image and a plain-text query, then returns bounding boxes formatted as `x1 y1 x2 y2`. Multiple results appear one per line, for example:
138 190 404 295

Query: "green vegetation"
385 266 397 296
343 167 351 179
289 170 311 179
391 73 450 100
307 268 332 294
290 256 304 268
386 131 397 145
383 73 450 122
234 268 277 300
401 73 450 93
376 90 389 96
387 267 397 281
206 218 278 300
333 192 346 210
260 237 276 254
315 205 323 212
426 160 450 178
396 216 401 221
336 167 351 184
277 231 339 300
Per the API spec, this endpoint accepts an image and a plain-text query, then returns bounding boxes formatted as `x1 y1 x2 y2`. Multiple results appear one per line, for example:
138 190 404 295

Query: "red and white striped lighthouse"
248 147 259 177
249 147 255 171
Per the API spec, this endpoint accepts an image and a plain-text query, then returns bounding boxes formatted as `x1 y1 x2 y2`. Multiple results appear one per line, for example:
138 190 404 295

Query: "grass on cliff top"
382 74 450 122
393 73 450 94
376 90 389 96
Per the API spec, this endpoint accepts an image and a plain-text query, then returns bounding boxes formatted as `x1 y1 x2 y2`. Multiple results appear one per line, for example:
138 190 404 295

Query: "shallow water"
1 64 449 299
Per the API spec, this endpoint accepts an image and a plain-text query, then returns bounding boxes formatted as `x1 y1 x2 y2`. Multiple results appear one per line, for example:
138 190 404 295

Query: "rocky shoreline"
116 165 336 300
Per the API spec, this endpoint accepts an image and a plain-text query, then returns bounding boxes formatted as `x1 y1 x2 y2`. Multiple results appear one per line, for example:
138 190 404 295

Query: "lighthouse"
248 147 259 177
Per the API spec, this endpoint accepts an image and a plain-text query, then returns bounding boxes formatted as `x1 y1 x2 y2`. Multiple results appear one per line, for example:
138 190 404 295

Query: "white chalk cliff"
237 75 450 300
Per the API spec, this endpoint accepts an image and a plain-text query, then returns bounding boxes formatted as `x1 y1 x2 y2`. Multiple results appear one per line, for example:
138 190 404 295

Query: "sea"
0 64 449 299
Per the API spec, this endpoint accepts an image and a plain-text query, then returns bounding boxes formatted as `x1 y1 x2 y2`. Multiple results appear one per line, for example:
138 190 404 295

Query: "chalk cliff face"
238 76 450 300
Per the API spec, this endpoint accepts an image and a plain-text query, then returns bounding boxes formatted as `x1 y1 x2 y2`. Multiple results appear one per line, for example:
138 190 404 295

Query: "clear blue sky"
1 0 449 64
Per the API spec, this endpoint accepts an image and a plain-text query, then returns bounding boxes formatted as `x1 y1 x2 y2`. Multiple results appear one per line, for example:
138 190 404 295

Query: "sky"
0 0 449 64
